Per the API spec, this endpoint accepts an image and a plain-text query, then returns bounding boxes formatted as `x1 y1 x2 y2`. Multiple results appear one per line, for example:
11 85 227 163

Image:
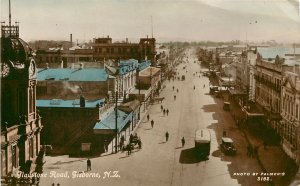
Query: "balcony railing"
254 75 281 93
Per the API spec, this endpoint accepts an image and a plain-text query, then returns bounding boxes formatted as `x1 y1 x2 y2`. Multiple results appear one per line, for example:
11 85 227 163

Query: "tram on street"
195 129 211 159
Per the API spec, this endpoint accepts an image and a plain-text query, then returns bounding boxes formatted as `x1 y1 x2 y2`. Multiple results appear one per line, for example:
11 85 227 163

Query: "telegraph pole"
115 90 118 153
137 67 141 120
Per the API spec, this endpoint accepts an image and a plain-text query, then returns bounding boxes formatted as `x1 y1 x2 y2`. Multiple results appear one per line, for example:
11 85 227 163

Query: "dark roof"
118 100 140 113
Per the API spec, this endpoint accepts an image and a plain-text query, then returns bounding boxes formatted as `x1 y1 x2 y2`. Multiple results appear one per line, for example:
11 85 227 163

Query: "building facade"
1 22 43 177
37 98 111 155
35 36 156 67
281 69 300 162
255 54 290 130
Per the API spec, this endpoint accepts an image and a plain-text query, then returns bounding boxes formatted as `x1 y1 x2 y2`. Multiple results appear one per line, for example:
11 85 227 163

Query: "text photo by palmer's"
1 0 300 185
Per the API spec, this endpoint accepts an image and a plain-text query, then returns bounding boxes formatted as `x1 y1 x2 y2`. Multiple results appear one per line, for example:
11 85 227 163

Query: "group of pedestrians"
159 105 170 116
163 108 169 116
147 114 155 128
172 86 179 100
164 131 185 147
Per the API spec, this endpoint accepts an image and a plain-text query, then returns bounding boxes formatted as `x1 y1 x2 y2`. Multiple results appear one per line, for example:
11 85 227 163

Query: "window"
29 137 34 159
11 145 17 168
296 104 299 119
1 149 6 176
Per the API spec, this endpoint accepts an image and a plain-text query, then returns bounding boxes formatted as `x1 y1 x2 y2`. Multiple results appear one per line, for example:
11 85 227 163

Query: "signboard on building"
81 143 91 152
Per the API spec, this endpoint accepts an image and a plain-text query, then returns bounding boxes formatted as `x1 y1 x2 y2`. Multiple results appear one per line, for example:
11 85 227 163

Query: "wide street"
40 48 266 186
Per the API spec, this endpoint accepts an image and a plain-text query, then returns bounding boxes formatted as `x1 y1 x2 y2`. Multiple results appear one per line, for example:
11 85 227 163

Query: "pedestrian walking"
165 131 169 142
151 120 154 128
203 84 205 88
163 109 166 116
126 144 131 156
177 88 179 93
173 86 175 91
129 134 134 143
194 85 195 90
161 105 163 112
174 95 176 100
105 143 108 152
87 158 91 171
166 109 169 116
181 137 185 147
147 114 150 121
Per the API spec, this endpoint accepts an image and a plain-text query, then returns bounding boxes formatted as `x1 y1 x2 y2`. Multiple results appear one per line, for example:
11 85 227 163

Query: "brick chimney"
79 63 84 70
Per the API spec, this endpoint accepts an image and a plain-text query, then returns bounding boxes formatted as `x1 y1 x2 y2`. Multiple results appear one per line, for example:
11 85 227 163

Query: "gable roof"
283 74 296 91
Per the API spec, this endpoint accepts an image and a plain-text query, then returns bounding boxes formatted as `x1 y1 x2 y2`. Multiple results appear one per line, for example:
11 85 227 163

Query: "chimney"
126 38 128 43
107 35 109 38
80 95 85 107
70 34 73 47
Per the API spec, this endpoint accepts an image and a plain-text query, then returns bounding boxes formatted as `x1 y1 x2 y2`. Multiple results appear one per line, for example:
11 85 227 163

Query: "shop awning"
93 109 132 134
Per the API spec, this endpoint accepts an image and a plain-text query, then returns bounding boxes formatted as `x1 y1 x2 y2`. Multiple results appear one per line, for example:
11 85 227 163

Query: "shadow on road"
158 141 166 144
179 148 207 164
119 155 130 159
211 149 222 158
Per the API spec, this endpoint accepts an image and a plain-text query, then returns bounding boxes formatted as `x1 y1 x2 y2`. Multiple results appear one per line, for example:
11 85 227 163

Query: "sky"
1 0 300 43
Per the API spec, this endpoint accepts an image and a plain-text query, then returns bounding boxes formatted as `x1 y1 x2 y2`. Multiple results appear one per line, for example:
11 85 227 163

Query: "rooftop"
93 109 132 132
37 68 108 81
37 98 105 108
139 66 161 77
119 59 139 75
138 60 151 71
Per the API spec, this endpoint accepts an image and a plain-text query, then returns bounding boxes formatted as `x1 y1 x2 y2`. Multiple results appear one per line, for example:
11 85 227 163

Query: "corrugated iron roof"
93 109 132 132
37 68 108 81
37 98 105 108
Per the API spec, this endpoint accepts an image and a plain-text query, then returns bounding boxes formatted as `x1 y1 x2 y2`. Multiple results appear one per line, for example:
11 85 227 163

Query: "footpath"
209 75 299 186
